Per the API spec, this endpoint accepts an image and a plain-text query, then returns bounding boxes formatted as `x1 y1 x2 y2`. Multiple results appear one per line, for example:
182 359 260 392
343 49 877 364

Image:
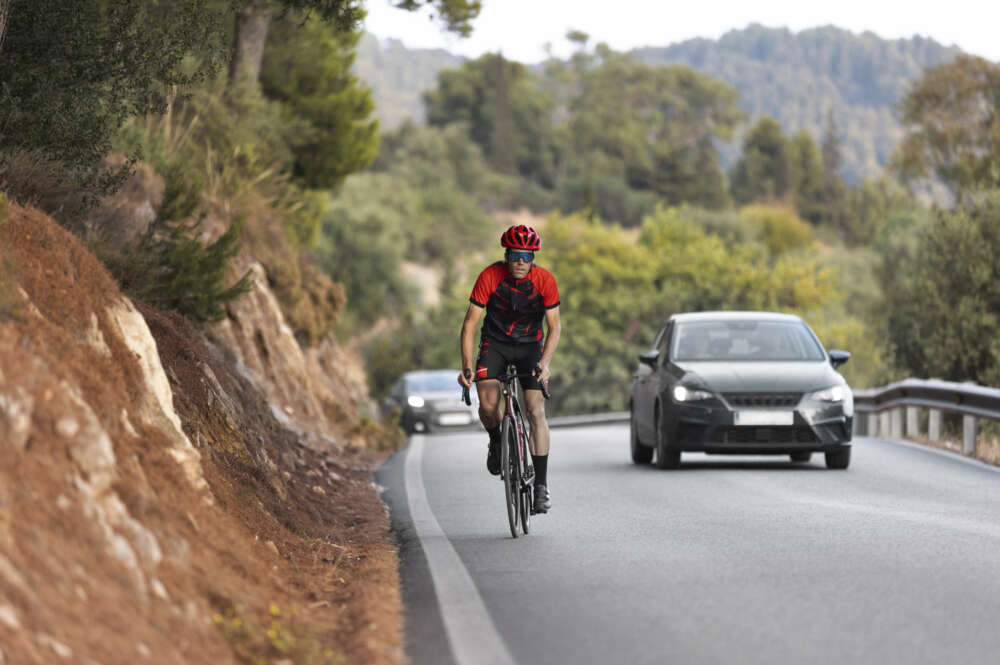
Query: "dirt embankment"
0 204 402 665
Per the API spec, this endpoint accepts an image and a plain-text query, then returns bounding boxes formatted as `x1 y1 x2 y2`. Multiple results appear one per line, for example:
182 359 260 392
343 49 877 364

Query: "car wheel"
630 407 654 464
790 452 812 463
825 448 851 470
655 407 681 470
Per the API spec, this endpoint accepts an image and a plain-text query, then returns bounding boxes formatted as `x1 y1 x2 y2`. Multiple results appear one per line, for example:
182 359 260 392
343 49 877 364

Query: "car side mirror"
829 349 850 368
638 350 660 368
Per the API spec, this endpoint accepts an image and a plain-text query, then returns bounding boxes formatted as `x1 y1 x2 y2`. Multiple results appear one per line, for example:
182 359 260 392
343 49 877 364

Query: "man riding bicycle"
457 225 561 514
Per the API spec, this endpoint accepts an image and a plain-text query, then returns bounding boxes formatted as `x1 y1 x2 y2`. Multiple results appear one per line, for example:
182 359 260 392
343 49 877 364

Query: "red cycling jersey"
470 262 560 343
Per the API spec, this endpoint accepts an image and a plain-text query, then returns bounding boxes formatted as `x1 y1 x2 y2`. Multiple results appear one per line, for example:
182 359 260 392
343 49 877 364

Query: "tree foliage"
0 1 226 170
564 51 742 212
261 12 379 190
424 46 742 225
894 55 1000 199
424 53 558 182
886 194 1000 386
730 117 795 204
635 24 960 183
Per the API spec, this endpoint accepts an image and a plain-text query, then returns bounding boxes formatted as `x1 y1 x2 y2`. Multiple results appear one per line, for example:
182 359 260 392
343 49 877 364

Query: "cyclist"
457 225 561 513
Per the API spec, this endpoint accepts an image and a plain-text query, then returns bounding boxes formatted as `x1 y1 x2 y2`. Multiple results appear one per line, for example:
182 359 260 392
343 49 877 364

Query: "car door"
645 323 676 437
634 324 670 441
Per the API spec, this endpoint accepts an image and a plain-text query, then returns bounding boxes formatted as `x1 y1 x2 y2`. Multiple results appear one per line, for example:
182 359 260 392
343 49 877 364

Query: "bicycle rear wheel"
500 414 519 538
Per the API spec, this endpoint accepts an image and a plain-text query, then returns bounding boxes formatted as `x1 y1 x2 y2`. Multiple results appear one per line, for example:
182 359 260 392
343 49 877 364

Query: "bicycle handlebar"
460 369 551 401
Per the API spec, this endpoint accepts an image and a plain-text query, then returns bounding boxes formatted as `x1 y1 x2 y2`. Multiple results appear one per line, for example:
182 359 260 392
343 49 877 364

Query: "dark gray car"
383 369 480 434
630 312 853 469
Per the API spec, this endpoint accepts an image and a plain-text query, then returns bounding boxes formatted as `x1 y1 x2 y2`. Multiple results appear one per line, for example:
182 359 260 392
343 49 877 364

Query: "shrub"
104 216 252 324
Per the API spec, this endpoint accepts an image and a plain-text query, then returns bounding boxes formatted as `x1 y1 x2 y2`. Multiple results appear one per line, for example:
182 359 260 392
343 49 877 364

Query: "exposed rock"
0 603 19 629
107 298 209 497
0 383 32 451
55 417 79 439
80 312 111 357
150 578 169 601
37 633 73 659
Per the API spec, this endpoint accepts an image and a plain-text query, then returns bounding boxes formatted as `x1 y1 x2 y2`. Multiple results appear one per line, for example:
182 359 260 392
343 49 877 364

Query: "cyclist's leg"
515 343 552 512
514 341 548 455
521 389 549 455
475 380 501 428
476 337 509 476
474 337 505 429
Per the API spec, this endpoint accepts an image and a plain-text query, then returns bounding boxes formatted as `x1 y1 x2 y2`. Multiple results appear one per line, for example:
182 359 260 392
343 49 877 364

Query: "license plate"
438 412 472 426
734 410 793 426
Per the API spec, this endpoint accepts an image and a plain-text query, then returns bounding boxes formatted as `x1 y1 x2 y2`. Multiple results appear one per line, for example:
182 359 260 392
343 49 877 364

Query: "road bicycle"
463 365 550 538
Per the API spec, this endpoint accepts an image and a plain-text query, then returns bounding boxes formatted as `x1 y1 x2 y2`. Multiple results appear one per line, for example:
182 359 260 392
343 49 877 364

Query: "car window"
671 320 825 361
405 373 458 392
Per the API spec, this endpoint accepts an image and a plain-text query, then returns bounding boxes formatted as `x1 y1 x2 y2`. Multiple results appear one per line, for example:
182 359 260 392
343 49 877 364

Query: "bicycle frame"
463 364 549 537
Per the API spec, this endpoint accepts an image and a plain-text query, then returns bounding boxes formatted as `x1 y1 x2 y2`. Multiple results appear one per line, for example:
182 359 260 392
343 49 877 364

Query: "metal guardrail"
853 378 1000 455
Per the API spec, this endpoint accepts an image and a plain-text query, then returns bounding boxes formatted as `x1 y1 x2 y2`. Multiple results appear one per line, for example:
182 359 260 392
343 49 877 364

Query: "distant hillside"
633 24 961 182
355 33 464 129
357 26 960 182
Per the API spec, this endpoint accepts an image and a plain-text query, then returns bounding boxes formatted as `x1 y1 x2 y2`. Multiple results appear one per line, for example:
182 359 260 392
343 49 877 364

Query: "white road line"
404 435 517 665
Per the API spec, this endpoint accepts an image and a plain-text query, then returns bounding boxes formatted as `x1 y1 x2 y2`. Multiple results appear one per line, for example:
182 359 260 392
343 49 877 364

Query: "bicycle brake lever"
461 368 472 406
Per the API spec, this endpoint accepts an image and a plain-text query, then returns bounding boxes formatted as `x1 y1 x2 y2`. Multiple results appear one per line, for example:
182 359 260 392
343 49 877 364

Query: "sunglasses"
505 250 535 264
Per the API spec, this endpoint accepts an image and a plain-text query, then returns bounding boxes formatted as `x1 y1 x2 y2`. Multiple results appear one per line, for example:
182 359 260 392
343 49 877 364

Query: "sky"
362 0 999 62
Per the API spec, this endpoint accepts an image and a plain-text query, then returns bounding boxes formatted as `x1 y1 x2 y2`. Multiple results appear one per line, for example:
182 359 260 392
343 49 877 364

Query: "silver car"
383 370 481 433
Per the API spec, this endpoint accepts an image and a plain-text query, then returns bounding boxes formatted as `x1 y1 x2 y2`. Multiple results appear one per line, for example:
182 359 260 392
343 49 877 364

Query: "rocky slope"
0 203 402 665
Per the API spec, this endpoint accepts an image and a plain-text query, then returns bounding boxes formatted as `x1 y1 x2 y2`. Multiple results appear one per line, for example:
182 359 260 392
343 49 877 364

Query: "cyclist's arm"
458 303 484 387
537 306 561 381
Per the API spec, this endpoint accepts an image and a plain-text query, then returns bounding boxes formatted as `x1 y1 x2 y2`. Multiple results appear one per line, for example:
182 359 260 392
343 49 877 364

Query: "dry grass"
0 204 402 665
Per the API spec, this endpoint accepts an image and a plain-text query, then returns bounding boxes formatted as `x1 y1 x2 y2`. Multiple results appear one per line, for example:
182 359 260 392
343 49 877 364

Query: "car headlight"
808 386 844 402
673 385 714 402
407 395 425 408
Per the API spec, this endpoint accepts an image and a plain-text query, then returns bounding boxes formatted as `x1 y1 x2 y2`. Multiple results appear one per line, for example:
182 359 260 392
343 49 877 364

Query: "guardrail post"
879 411 891 438
867 413 877 437
963 415 977 455
891 409 903 439
906 407 920 438
929 409 941 441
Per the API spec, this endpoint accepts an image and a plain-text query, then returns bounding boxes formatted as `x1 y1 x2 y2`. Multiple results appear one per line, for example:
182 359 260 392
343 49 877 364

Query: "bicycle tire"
517 416 531 534
500 414 519 538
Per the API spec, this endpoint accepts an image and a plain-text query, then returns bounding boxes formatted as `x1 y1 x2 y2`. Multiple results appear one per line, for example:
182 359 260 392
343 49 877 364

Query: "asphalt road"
376 425 1000 665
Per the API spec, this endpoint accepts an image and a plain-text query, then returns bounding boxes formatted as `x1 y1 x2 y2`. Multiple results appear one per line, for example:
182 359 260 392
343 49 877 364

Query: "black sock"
532 454 548 486
487 425 501 446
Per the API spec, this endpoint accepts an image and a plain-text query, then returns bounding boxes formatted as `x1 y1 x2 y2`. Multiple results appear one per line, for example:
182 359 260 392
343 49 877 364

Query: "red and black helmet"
500 225 541 250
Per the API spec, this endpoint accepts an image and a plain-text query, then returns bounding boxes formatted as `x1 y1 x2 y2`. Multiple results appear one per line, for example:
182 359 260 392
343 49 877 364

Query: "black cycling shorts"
475 336 543 391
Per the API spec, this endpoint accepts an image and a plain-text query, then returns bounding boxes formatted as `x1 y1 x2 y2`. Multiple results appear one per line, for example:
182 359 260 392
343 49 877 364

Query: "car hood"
675 361 842 393
410 390 475 405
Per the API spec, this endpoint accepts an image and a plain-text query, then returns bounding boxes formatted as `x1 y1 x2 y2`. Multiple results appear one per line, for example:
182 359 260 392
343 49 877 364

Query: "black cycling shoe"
533 484 551 513
486 439 501 476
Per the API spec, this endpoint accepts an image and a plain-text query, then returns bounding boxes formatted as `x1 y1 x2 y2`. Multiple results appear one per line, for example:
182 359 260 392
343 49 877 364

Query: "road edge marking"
404 435 518 665
863 435 1000 474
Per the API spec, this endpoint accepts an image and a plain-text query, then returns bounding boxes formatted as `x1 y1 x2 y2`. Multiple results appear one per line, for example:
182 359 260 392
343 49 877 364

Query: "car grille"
723 392 802 408
721 426 817 444
676 423 708 445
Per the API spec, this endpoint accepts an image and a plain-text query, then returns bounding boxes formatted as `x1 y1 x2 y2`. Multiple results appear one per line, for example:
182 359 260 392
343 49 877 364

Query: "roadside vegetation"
345 41 1000 414
2 4 1000 421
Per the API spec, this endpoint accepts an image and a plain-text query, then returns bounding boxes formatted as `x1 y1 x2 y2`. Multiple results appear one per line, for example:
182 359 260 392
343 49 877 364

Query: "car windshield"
405 373 457 393
671 320 826 362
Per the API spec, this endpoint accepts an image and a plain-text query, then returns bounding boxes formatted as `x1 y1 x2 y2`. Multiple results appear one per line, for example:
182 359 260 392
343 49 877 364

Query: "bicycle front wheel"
516 410 531 535
500 414 519 538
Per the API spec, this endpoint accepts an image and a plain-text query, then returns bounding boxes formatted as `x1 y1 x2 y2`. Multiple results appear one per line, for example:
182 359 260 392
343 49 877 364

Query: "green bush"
105 217 252 324
886 193 1000 386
